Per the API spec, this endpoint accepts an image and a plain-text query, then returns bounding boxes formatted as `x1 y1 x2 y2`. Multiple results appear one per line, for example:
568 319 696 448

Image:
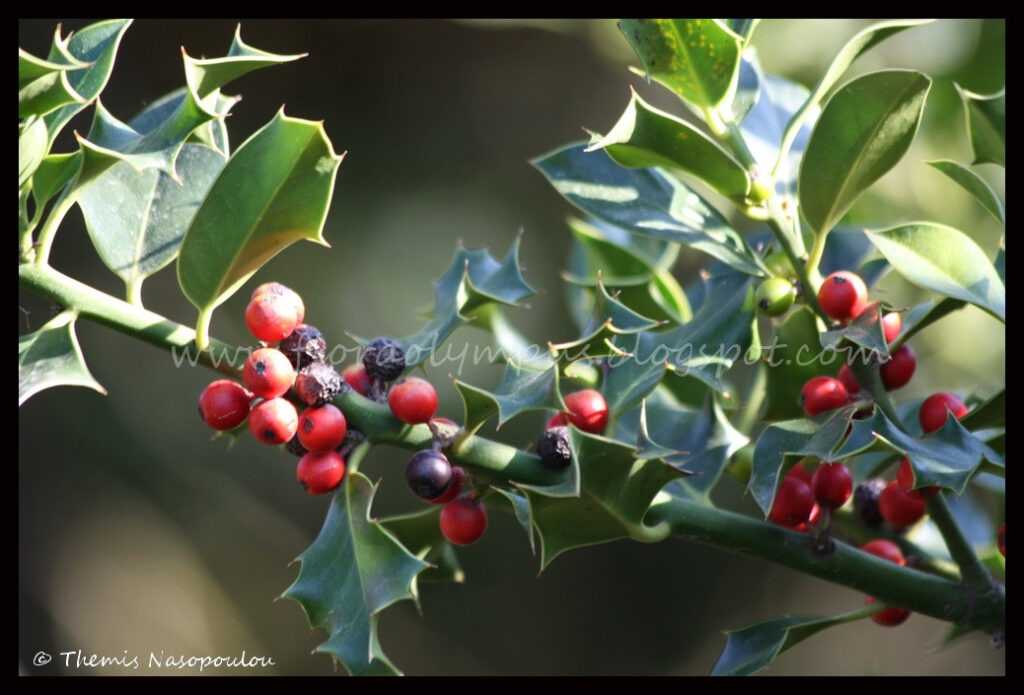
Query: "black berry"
537 426 572 469
279 324 327 370
854 478 887 529
362 337 406 382
294 361 343 406
286 434 309 458
405 450 453 502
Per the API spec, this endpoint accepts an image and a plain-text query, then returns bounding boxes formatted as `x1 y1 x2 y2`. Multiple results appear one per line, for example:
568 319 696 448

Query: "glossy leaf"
43 19 132 148
282 472 428 676
19 311 106 406
957 86 1005 167
800 70 931 235
762 307 825 421
865 223 1004 322
29 153 79 207
177 111 343 315
18 47 87 119
79 144 226 300
454 360 560 432
183 25 304 100
819 301 890 358
522 429 688 569
533 144 767 276
618 19 741 112
551 279 664 361
961 389 1004 431
926 159 1004 224
711 612 855 676
380 507 464 586
775 19 930 179
19 117 48 189
589 91 751 201
564 216 676 286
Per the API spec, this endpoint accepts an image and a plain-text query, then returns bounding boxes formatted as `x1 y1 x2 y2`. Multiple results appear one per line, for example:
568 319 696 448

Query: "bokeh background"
19 19 1004 676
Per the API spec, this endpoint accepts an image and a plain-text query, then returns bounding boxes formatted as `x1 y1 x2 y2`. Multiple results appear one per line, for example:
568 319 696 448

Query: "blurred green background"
19 19 1004 676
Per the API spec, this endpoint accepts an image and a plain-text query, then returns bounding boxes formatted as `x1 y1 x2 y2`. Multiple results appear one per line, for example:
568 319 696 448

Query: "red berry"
881 312 902 343
800 376 848 416
810 462 853 510
297 404 347 452
837 365 861 395
865 596 911 627
245 294 298 344
878 480 926 529
879 344 916 391
429 466 465 506
248 397 298 445
251 282 305 324
296 450 346 495
896 459 938 499
860 539 906 566
388 376 439 425
785 462 813 486
440 497 488 546
919 392 968 434
342 363 372 397
998 522 1005 558
769 476 815 527
243 347 295 399
546 412 569 429
198 379 252 431
818 271 869 322
563 389 609 434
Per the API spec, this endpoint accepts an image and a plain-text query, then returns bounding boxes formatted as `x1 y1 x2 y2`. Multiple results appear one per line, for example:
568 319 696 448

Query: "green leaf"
19 116 48 189
532 144 767 276
957 86 1004 167
183 25 305 100
926 160 1004 225
454 360 560 432
282 472 429 676
865 223 1004 322
43 19 132 148
711 612 856 676
30 153 80 207
819 301 889 359
723 19 760 47
564 217 677 287
19 47 87 119
775 19 931 179
551 279 664 361
750 406 857 516
589 91 751 201
79 144 226 301
894 297 966 345
618 19 742 113
19 311 107 406
380 507 464 586
762 307 825 421
799 70 931 235
961 389 1004 431
490 487 536 552
177 111 343 318
521 429 688 569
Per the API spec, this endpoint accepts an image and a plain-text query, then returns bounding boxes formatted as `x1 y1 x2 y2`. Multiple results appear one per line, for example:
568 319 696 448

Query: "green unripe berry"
764 251 795 279
756 277 796 316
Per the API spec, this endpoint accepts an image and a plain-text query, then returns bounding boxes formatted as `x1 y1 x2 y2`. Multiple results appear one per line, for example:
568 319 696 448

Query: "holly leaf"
563 216 678 287
18 47 87 119
520 429 688 569
711 613 854 676
957 86 1004 167
819 301 890 358
618 19 742 112
926 160 1004 225
282 472 429 676
550 278 664 361
589 90 752 201
19 311 107 406
800 70 931 236
177 111 343 324
453 359 560 432
532 144 767 276
380 507 464 587
762 307 823 421
865 223 1005 322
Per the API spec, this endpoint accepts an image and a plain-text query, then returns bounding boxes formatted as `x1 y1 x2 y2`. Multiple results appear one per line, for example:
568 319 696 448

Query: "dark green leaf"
762 307 825 421
750 406 857 516
79 144 226 301
865 223 1004 322
282 472 428 676
961 389 1004 430
819 301 889 359
618 19 742 112
552 280 664 361
490 487 536 553
43 19 132 148
590 91 751 201
711 612 855 676
957 86 1004 167
454 360 560 431
895 297 966 345
926 160 1004 224
522 429 687 569
800 70 931 235
177 112 342 317
18 47 87 119
380 507 464 586
533 144 767 276
19 311 106 406
564 216 677 286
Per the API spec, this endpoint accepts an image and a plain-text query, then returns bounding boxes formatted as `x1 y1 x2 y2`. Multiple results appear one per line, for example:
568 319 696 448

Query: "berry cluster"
198 283 348 495
535 388 610 469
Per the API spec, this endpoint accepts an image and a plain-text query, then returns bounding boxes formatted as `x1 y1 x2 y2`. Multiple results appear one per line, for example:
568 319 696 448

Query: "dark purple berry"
537 426 572 469
286 434 309 458
294 361 343 406
854 478 887 529
405 450 453 502
362 337 406 382
279 324 327 370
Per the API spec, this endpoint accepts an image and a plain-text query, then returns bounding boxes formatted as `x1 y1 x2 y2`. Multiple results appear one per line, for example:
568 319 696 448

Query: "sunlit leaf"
957 86 1004 167
19 311 106 406
926 160 1003 225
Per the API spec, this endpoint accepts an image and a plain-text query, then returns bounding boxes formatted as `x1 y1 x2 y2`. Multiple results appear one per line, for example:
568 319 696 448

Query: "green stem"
805 227 829 280
648 496 1004 634
926 492 1002 601
33 187 78 267
736 361 767 434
